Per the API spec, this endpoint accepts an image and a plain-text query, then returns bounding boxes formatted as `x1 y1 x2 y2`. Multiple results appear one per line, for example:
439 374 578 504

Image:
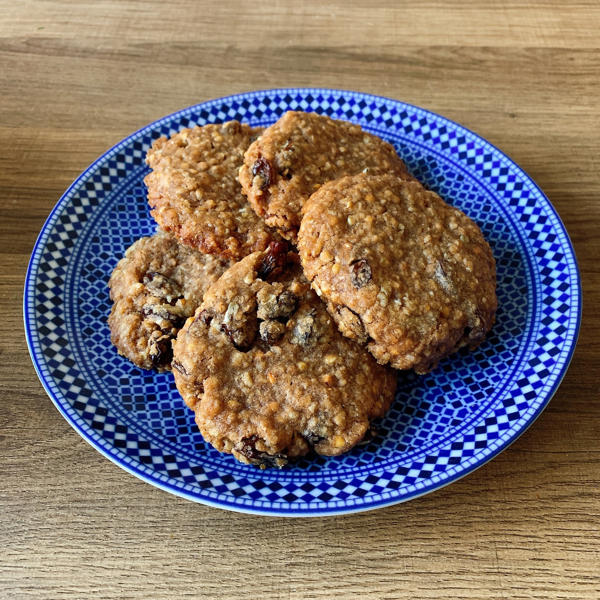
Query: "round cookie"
298 174 497 374
238 111 413 242
145 121 277 260
172 242 397 468
108 230 229 371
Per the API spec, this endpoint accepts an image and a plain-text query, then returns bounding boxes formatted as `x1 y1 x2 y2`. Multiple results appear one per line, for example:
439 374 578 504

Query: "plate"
24 89 581 516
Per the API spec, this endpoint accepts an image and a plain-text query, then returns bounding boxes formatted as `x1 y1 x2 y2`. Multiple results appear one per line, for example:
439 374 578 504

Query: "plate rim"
23 87 582 516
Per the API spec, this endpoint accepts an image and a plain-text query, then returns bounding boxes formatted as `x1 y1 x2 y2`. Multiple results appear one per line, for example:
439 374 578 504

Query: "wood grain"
1 1 599 598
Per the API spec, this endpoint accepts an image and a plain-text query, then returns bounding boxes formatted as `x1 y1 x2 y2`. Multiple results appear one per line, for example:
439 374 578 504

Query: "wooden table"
2 2 599 598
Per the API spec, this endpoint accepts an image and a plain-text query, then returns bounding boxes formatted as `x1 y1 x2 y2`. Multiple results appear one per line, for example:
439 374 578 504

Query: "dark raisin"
143 271 159 283
350 259 372 288
238 435 259 458
171 360 189 376
236 435 287 468
336 305 368 344
149 335 173 368
142 304 185 329
141 305 156 318
259 319 285 345
251 156 275 190
256 240 288 281
170 315 186 329
303 431 325 446
290 309 316 347
195 309 213 326
220 323 256 352
221 298 258 351
257 289 298 320
275 290 297 318
465 309 486 345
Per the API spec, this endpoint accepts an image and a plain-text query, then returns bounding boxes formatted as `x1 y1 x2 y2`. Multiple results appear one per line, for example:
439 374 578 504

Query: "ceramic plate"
24 89 581 516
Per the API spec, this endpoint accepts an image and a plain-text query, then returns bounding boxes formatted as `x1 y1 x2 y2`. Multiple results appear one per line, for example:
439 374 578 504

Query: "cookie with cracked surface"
108 230 229 371
238 111 413 242
172 241 397 468
145 121 277 260
298 174 497 374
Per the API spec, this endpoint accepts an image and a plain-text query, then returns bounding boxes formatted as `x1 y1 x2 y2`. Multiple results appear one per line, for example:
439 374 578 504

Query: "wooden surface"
2 1 599 598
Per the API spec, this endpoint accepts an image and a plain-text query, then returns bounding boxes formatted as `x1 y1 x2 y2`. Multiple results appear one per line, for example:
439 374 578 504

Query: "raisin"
257 289 298 320
195 309 213 326
251 156 275 190
259 319 286 344
148 334 173 368
221 324 255 351
303 431 325 446
171 360 189 376
221 298 257 351
142 304 185 329
464 309 486 345
274 290 297 318
336 305 368 344
236 435 287 468
143 271 161 285
256 241 288 280
290 309 316 347
350 259 372 288
168 315 186 329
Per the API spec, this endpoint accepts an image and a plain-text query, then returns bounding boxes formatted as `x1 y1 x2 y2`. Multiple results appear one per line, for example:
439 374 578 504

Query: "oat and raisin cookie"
238 111 413 242
298 174 497 374
145 121 276 260
108 230 229 371
172 242 397 467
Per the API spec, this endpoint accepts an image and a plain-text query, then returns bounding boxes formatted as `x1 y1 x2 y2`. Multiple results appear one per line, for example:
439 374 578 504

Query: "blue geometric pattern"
24 89 581 516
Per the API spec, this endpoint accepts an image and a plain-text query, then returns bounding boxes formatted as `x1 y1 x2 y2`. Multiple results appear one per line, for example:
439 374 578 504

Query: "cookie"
108 230 229 371
298 174 497 373
238 111 413 241
145 121 277 260
172 242 397 467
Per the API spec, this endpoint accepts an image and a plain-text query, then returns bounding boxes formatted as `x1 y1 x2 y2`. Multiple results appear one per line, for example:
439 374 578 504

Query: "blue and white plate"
24 89 581 516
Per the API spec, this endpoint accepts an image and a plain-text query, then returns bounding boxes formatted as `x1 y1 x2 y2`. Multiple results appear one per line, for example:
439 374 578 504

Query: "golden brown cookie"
108 230 229 371
238 111 413 242
298 174 497 373
172 242 397 468
145 121 277 260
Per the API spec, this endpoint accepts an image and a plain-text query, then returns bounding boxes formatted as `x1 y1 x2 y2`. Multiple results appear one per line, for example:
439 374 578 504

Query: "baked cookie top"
108 230 229 371
298 174 497 373
145 121 276 260
172 242 397 467
238 111 412 242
